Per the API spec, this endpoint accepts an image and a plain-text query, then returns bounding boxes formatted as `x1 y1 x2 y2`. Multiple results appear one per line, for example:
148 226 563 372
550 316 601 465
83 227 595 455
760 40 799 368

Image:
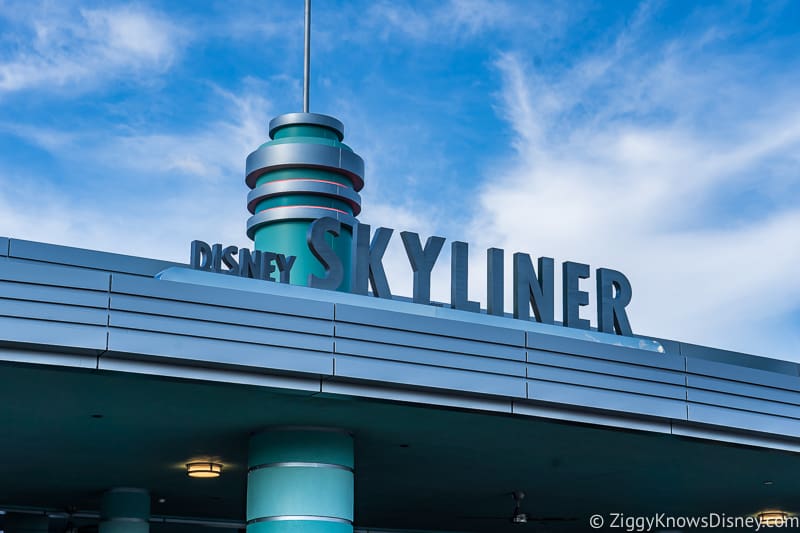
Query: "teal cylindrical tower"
99 488 150 533
247 427 354 533
245 113 364 291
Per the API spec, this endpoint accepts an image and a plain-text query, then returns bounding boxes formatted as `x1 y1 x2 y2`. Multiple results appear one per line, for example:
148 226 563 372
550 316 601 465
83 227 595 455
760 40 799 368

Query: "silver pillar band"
245 142 365 191
247 179 362 214
247 461 354 473
247 515 351 525
269 113 344 141
246 206 357 239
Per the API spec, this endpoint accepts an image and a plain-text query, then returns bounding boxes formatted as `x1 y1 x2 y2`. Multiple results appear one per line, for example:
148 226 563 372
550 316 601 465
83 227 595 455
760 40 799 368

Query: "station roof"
1 236 798 532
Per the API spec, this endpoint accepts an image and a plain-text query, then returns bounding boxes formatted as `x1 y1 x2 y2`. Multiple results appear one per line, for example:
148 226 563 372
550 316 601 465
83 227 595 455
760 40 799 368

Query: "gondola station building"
1 110 799 533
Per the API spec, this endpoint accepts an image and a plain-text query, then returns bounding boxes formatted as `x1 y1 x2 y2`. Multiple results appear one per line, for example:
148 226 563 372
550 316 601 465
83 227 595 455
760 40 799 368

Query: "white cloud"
363 0 546 43
0 3 182 92
0 83 273 261
468 14 800 360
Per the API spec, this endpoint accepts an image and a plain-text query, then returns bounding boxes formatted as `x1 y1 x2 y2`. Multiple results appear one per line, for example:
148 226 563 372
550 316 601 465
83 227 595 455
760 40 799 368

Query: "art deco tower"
245 113 364 291
243 1 364 292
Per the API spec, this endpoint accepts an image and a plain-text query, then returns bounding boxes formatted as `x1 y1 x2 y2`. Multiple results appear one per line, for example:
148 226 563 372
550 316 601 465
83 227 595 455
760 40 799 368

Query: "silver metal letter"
400 231 445 305
513 253 554 324
307 217 343 290
352 222 393 298
222 246 239 275
487 247 504 316
261 252 277 282
450 241 479 312
239 248 261 279
596 268 633 335
276 254 296 284
190 240 212 271
563 261 590 329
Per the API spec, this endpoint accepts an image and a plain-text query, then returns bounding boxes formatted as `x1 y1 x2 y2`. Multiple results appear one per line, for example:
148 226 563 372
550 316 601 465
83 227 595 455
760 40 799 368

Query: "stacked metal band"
245 113 364 241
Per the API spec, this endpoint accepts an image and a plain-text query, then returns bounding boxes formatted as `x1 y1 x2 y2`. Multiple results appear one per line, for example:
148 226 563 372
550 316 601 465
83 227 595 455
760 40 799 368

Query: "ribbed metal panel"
0 260 109 353
333 304 526 397
686 357 800 437
526 331 687 419
106 275 334 375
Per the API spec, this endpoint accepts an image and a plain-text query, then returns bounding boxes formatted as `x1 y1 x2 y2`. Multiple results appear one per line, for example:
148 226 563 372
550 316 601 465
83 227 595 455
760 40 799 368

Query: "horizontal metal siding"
115 274 332 319
8 238 180 277
336 305 524 346
0 260 109 352
527 380 685 419
686 358 800 438
336 337 522 375
107 275 335 375
333 304 526 398
681 341 800 375
333 355 526 398
526 332 687 419
528 330 683 370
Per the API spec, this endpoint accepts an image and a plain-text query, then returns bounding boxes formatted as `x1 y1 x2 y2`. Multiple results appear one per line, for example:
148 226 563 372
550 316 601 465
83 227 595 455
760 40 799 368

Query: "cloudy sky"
0 0 798 360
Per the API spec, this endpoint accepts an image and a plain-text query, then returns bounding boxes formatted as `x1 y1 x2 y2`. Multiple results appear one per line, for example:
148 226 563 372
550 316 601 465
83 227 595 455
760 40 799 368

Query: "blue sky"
0 0 799 360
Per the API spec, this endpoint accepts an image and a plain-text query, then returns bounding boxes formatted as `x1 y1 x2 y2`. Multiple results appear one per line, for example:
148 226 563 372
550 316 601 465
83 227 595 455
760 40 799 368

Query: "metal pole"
303 0 311 113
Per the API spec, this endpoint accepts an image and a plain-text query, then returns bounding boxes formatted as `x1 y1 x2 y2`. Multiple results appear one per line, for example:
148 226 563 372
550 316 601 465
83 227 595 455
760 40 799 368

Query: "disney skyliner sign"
189 217 634 337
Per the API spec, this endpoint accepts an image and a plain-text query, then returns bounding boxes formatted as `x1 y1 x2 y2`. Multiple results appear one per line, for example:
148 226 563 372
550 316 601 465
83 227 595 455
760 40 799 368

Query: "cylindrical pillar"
99 487 150 533
4 513 48 533
247 427 354 533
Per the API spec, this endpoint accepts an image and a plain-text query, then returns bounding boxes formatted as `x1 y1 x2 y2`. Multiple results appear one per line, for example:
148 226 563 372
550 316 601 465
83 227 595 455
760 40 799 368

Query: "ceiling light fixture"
756 511 789 526
186 462 223 478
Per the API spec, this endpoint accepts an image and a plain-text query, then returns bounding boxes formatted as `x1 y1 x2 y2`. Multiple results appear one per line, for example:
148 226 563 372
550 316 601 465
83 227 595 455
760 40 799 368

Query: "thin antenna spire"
303 0 311 113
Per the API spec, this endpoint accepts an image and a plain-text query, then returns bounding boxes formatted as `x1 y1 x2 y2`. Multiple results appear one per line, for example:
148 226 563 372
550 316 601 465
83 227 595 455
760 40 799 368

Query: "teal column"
247 427 354 533
4 513 48 533
99 488 150 533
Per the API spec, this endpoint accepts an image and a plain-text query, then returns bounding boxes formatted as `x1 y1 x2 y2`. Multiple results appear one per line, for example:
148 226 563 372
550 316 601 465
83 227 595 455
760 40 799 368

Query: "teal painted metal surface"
248 467 354 519
247 428 354 533
248 521 352 533
273 125 340 141
99 488 150 533
255 194 352 213
256 168 353 188
247 115 363 292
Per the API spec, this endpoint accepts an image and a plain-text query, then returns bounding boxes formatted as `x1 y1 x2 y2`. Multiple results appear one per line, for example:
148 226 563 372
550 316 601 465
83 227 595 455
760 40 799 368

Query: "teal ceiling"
0 362 797 532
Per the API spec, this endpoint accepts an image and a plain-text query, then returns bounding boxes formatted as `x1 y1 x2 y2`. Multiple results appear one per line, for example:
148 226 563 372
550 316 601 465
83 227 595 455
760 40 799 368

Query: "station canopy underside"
1 361 798 533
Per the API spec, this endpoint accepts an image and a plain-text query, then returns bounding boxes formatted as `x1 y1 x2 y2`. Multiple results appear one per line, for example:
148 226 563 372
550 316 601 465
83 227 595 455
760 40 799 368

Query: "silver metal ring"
246 207 357 239
248 461 354 473
245 143 364 191
247 179 361 215
269 113 345 141
247 515 351 525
